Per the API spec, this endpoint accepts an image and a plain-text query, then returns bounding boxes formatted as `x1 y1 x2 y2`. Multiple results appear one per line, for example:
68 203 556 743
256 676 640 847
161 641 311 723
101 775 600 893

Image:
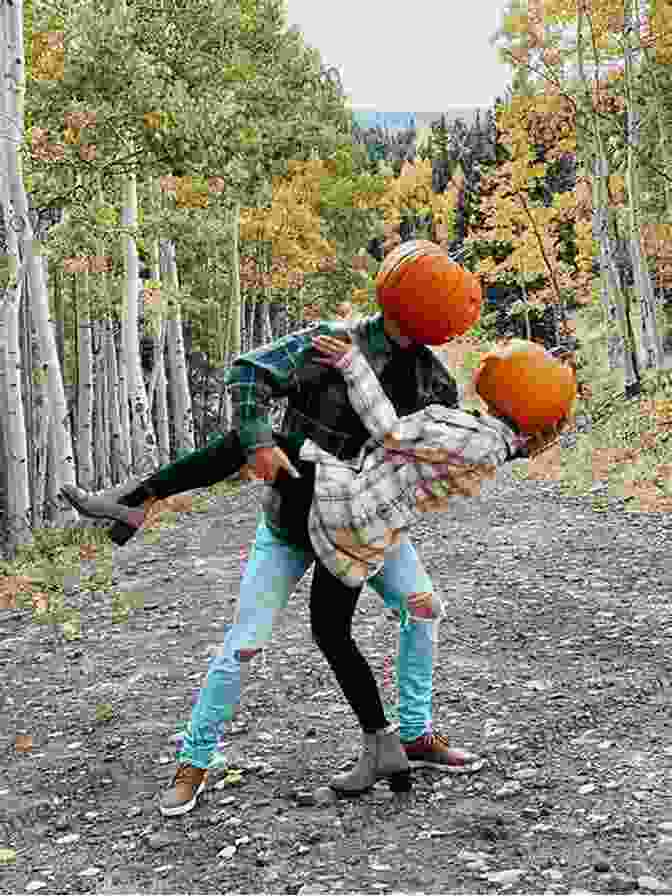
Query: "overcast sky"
284 0 512 117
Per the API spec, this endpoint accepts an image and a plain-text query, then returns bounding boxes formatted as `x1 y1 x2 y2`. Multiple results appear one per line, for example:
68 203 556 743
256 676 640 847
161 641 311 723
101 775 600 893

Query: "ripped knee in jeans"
235 648 262 661
407 592 444 621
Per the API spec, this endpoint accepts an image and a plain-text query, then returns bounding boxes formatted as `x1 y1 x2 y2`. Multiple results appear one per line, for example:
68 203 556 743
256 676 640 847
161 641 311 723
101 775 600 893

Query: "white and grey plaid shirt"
299 344 528 588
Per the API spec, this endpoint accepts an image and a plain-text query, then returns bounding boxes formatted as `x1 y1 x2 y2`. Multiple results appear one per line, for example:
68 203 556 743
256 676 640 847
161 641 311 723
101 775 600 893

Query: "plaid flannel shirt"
299 345 529 588
224 313 458 464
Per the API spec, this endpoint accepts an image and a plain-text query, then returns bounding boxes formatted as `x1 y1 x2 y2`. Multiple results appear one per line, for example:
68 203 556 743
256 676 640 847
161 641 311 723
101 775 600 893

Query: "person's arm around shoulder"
311 334 400 442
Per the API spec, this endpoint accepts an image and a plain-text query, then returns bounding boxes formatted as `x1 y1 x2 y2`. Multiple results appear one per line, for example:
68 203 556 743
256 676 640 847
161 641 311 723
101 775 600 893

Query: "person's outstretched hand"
253 445 301 481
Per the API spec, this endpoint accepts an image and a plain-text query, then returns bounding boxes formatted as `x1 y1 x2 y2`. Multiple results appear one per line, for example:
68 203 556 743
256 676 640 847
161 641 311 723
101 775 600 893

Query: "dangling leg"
368 534 476 769
61 429 247 544
159 516 313 816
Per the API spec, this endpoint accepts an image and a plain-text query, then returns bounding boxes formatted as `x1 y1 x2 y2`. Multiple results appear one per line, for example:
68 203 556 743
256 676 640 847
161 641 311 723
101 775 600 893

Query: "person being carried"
301 332 577 795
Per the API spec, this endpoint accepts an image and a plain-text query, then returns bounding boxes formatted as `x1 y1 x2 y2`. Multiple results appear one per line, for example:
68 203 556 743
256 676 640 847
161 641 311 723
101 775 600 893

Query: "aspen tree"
162 239 194 454
2 0 77 515
74 266 94 488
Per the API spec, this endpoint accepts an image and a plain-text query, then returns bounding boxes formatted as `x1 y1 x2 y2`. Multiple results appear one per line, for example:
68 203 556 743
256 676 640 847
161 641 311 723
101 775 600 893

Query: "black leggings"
310 559 389 734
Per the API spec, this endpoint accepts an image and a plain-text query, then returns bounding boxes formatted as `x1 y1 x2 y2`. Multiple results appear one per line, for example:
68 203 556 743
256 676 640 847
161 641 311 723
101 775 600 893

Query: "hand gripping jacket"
224 313 459 550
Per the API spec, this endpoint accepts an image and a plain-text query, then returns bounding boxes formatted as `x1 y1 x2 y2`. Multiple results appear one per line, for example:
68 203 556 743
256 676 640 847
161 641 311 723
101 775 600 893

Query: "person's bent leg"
64 430 248 544
160 517 313 816
185 517 313 767
128 430 247 504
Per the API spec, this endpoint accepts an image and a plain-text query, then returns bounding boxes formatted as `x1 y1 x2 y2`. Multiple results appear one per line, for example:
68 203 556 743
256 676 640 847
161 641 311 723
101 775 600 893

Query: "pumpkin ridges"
474 340 577 433
376 240 482 345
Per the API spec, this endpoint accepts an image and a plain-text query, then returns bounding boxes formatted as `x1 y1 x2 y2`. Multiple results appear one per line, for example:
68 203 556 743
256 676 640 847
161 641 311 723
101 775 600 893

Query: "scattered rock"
78 867 102 877
466 859 489 872
218 844 237 861
486 868 525 885
313 786 337 807
147 832 179 850
55 833 79 845
605 873 638 893
513 768 538 780
638 876 669 892
496 781 523 798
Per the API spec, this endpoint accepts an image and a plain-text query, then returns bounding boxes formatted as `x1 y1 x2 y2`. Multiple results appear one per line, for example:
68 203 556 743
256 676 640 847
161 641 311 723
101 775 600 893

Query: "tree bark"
75 270 95 489
3 0 77 518
163 240 194 455
121 169 157 475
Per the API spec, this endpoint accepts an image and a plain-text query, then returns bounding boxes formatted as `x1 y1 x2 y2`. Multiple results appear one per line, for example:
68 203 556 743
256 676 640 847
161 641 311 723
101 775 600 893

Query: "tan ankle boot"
60 485 147 527
330 726 412 795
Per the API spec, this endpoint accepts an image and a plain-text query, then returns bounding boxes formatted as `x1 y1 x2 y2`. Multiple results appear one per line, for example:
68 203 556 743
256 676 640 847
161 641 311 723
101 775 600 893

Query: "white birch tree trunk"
229 202 242 358
93 177 123 485
166 305 194 455
94 321 111 488
0 148 30 549
162 239 194 454
155 353 171 465
576 0 639 392
105 317 123 484
2 0 77 512
3 287 31 544
0 338 9 549
121 171 157 475
45 413 62 523
0 299 31 550
31 343 50 527
24 262 48 529
624 0 665 372
117 281 132 476
75 271 95 488
260 295 273 345
145 178 167 421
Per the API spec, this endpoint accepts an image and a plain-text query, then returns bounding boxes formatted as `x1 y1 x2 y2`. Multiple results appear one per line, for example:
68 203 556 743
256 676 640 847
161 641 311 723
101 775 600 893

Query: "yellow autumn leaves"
469 95 593 304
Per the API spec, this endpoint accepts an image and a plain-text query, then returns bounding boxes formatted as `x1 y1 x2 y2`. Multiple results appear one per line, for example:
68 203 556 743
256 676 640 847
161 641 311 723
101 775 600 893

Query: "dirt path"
1 471 671 895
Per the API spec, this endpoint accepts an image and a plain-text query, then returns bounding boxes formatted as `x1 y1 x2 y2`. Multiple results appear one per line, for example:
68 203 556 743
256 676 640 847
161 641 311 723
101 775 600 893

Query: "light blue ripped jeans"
181 515 441 768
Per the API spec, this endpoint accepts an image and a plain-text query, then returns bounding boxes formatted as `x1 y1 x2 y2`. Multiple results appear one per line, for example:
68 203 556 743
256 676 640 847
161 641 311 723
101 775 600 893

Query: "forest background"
2 0 672 630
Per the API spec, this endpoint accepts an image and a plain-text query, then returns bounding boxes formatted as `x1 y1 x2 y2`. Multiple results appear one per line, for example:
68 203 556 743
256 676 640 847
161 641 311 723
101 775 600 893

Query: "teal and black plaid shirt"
225 312 460 463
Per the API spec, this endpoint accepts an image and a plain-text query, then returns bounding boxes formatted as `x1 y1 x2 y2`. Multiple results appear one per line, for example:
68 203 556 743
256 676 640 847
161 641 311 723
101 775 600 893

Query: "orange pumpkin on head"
376 240 482 345
473 339 577 434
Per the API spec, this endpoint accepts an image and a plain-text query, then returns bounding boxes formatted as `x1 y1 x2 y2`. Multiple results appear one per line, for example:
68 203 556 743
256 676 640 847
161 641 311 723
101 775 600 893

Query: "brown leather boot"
159 764 209 817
